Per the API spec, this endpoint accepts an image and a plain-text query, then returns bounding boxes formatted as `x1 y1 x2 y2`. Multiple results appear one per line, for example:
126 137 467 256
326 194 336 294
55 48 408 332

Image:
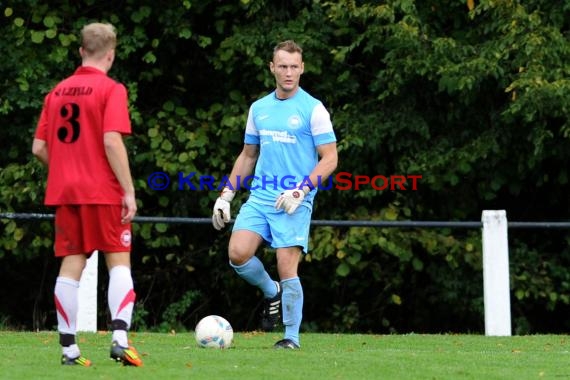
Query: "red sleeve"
103 83 131 135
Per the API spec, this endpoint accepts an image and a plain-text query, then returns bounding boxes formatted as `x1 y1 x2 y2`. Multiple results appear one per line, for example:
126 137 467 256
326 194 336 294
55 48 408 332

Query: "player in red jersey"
32 22 142 367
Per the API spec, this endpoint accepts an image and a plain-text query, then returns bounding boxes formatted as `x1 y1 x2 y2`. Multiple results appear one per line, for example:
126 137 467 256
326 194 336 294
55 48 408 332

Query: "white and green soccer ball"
194 315 233 349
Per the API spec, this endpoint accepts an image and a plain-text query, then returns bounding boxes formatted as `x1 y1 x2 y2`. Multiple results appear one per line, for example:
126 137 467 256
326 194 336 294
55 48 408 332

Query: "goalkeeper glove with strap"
212 187 235 230
274 184 311 215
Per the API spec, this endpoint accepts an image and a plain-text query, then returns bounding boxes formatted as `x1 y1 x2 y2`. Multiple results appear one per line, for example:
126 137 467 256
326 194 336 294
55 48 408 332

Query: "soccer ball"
194 315 233 349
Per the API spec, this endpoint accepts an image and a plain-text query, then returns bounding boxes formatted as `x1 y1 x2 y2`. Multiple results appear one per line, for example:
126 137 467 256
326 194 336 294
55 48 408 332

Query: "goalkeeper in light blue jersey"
212 40 338 349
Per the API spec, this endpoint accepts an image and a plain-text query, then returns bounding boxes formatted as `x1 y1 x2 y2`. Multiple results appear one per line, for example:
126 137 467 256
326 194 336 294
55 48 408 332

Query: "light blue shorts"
232 200 312 253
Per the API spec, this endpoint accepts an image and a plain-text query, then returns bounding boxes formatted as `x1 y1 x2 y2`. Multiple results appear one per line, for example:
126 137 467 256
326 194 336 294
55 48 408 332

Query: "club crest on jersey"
287 115 302 129
120 230 132 247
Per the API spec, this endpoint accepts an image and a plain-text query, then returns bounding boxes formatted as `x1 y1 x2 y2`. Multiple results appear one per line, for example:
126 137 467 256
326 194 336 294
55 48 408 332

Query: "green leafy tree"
0 0 568 333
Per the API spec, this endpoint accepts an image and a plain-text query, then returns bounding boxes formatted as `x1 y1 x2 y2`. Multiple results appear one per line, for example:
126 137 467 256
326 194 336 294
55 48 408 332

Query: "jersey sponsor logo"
120 230 132 247
258 129 296 144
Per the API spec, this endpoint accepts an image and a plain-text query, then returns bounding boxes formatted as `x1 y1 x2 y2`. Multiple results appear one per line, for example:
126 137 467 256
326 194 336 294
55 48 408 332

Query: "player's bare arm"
227 143 259 190
212 144 260 230
307 142 338 187
103 131 136 223
32 138 49 166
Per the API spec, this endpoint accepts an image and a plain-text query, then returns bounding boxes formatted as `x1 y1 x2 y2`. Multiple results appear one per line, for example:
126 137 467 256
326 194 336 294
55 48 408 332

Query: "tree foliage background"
1 0 569 334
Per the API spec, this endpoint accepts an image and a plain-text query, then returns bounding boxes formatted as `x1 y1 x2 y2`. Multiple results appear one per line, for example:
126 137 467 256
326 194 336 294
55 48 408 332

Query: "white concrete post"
481 210 512 336
77 250 98 332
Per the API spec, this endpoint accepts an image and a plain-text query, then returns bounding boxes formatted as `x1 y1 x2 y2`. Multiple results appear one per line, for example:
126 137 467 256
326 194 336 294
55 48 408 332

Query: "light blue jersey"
243 87 336 208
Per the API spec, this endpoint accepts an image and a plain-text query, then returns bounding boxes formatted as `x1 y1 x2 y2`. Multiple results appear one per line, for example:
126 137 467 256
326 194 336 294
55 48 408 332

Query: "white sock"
112 330 129 347
108 265 135 347
62 344 80 358
54 277 79 335
108 265 135 327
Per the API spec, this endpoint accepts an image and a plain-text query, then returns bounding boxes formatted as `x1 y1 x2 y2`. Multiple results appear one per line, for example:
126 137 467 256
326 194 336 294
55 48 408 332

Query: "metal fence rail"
1 211 568 335
2 212 570 229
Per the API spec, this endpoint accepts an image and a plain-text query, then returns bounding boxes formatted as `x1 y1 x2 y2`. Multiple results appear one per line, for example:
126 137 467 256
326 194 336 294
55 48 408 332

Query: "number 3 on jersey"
57 103 80 143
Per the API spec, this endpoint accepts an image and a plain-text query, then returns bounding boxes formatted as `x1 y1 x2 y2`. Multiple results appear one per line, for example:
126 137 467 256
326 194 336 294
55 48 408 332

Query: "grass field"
0 330 568 379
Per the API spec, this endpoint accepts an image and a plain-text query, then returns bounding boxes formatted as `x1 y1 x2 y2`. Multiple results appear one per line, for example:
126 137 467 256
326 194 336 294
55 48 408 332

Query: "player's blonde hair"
80 23 116 59
273 40 303 59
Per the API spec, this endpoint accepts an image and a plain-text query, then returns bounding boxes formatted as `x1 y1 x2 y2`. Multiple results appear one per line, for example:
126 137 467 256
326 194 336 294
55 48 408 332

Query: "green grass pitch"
0 331 568 379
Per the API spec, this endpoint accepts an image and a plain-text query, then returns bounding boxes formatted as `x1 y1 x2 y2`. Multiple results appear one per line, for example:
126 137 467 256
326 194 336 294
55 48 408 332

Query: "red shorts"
54 205 132 257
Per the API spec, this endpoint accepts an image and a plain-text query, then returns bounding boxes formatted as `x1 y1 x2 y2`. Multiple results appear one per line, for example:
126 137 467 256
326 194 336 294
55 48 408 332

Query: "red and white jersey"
35 66 131 205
